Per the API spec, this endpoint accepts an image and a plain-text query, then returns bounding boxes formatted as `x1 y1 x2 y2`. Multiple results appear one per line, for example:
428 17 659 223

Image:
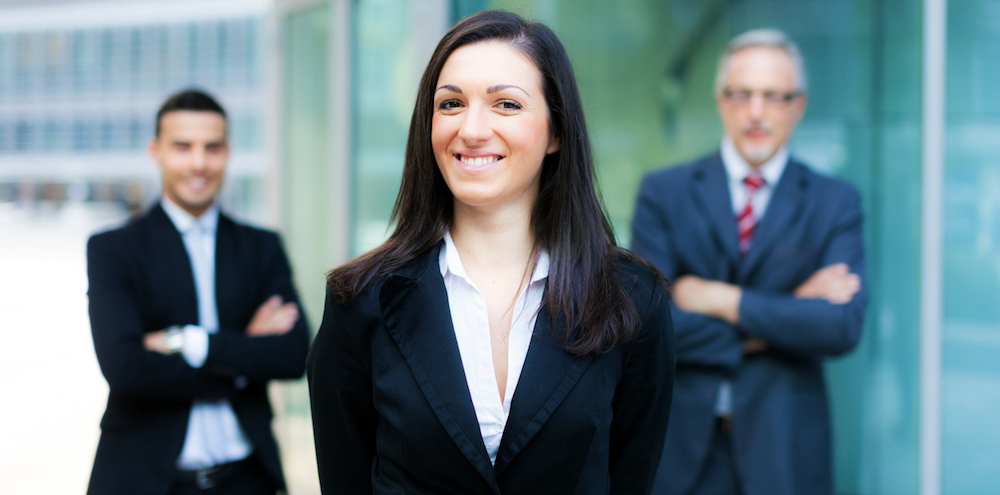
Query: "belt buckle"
195 466 221 490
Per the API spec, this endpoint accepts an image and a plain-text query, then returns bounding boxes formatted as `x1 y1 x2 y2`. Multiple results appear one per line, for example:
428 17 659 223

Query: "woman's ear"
546 135 560 154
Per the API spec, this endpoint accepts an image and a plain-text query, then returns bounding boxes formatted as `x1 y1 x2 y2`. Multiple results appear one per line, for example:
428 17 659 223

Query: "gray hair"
713 29 808 96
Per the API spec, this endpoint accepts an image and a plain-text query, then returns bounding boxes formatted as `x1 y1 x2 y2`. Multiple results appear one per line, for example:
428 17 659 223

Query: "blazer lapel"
493 305 593 475
146 204 199 326
378 244 501 493
739 159 808 281
692 153 741 267
214 214 243 333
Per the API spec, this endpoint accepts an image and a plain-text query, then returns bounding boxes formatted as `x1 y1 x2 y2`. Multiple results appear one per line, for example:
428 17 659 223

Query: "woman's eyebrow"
435 84 461 93
487 84 529 96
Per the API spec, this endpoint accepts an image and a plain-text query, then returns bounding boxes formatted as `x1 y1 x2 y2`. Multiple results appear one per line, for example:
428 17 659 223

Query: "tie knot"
743 173 766 192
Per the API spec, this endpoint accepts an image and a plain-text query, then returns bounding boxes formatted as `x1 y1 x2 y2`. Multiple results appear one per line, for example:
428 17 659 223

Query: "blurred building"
0 0 268 219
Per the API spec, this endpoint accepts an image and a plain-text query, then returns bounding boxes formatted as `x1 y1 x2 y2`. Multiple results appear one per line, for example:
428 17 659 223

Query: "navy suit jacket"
86 203 310 495
631 152 866 495
306 242 675 494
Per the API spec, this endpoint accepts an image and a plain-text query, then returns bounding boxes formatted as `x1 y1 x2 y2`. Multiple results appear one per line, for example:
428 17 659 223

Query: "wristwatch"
164 326 185 354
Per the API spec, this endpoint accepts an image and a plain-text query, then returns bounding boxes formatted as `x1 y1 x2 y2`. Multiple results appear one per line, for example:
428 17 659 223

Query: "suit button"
234 376 248 390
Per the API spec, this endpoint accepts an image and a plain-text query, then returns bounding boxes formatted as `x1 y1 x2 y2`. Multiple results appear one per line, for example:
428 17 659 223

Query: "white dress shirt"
439 232 549 465
715 137 788 416
161 197 253 469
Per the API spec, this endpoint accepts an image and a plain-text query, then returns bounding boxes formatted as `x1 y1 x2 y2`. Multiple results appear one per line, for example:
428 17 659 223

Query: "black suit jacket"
86 203 310 495
307 243 675 494
631 153 866 495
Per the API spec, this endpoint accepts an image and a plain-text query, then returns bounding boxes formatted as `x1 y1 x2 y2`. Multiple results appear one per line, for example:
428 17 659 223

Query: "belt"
715 415 733 434
176 458 251 490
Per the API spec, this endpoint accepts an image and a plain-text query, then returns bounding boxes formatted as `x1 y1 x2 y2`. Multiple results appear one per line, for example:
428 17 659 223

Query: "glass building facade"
0 2 267 220
276 1 1000 494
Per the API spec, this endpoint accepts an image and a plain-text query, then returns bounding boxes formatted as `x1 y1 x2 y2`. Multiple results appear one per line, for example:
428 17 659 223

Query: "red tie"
738 173 766 255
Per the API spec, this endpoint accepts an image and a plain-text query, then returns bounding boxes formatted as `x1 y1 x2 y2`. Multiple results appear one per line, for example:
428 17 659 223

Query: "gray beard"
739 144 777 165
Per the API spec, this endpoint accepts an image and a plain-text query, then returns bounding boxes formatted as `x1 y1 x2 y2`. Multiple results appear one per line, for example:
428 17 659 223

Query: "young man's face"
149 111 229 217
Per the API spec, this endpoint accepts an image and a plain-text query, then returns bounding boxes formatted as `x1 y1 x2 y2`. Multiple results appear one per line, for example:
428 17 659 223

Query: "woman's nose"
457 105 493 144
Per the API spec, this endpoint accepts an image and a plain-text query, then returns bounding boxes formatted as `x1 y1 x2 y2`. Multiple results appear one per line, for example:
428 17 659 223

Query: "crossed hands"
672 263 861 355
144 295 299 354
246 295 300 337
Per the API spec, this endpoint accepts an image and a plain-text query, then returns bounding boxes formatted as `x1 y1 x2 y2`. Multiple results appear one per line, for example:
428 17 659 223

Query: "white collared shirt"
160 197 253 469
715 138 789 416
439 232 549 465
720 136 788 218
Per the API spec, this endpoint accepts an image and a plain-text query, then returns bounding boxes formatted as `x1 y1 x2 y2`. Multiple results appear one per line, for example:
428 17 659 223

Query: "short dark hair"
329 10 664 355
154 89 227 137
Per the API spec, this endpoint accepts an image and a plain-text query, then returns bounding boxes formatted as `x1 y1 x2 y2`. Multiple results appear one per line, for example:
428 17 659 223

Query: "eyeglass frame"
720 87 804 106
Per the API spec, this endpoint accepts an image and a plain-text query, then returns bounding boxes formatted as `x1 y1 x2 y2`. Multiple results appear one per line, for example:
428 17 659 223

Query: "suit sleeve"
608 273 675 494
87 234 231 402
738 188 867 358
307 289 377 494
631 173 744 371
203 232 310 381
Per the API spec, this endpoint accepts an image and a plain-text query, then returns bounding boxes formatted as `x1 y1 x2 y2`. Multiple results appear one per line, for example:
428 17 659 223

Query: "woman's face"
431 41 559 214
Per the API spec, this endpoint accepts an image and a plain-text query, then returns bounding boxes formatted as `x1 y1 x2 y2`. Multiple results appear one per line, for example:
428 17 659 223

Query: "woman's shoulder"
612 251 667 298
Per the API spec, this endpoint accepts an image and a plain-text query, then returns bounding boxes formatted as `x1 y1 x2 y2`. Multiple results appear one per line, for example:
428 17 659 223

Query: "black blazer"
86 203 310 495
307 243 675 494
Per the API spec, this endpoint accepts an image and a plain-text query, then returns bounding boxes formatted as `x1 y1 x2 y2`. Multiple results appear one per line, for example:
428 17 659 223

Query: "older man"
632 30 867 495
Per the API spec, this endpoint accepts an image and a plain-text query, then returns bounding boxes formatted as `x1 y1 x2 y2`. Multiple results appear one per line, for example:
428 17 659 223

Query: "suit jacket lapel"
146 204 199 325
739 159 808 280
378 243 501 493
692 153 741 267
214 214 242 332
493 306 593 475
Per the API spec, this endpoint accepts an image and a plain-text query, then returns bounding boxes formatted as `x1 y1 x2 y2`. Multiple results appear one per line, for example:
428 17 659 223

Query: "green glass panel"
351 0 422 255
942 2 1000 492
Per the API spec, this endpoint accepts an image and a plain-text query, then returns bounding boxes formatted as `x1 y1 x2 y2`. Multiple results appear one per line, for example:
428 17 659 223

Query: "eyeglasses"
721 87 803 106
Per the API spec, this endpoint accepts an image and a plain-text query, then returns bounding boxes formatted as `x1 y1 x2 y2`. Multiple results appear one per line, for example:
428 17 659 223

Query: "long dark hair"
329 10 663 355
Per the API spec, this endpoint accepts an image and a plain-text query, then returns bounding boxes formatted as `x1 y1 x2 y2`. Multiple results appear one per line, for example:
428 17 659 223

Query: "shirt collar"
720 136 788 186
161 196 219 235
439 231 550 283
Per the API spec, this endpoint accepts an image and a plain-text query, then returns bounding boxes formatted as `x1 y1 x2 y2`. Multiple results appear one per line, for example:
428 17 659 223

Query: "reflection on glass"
942 2 1000 492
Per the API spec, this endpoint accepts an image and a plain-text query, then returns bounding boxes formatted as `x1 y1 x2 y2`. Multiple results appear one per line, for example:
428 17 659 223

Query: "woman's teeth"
460 155 500 167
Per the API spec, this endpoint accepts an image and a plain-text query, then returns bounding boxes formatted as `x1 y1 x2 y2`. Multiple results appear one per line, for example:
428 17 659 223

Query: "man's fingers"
262 295 283 311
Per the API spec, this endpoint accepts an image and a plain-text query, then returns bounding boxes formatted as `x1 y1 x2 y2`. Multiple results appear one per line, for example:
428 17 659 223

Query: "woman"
307 10 674 494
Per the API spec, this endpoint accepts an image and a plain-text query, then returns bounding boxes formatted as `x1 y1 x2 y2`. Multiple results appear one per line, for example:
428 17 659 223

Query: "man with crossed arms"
87 89 309 494
633 30 867 495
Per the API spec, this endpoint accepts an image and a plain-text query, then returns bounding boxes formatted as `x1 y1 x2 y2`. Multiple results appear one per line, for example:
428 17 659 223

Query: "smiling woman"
431 41 559 213
307 10 675 494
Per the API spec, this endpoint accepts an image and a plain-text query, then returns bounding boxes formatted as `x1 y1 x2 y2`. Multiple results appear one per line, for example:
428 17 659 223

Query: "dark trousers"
687 419 743 495
169 456 279 495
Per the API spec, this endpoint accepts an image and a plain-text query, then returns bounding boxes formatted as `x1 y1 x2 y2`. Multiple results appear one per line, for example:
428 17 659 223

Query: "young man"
87 89 309 495
633 31 867 495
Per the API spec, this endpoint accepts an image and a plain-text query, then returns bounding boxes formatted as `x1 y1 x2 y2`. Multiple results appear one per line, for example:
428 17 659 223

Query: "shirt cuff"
181 325 209 368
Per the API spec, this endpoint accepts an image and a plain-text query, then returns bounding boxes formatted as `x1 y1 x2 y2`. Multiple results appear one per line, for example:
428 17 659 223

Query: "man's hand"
743 337 769 354
673 275 742 325
143 331 172 355
247 295 299 336
794 263 860 304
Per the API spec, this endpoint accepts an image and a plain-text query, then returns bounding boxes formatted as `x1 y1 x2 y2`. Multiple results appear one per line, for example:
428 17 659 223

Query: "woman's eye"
438 99 463 110
497 99 522 111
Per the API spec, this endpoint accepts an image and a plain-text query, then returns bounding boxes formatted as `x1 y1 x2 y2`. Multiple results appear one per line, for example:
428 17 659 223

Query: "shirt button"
494 423 504 434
